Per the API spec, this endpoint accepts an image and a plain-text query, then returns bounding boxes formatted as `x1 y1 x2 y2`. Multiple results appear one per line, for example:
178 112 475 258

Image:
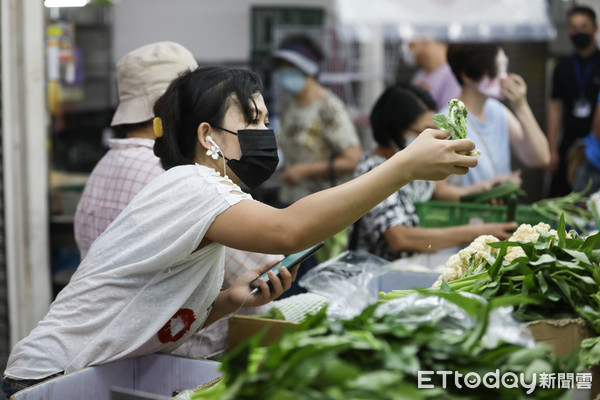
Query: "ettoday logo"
418 370 593 394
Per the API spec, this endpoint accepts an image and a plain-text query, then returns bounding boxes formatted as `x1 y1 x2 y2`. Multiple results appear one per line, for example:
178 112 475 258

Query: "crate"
415 201 552 228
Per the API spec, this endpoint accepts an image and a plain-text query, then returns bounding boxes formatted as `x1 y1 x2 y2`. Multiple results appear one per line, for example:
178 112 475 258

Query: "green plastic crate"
415 201 554 228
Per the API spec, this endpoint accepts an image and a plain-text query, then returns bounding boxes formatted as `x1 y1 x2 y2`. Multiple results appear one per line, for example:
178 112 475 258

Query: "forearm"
433 180 490 202
283 159 414 249
384 225 482 253
202 288 237 328
513 102 551 166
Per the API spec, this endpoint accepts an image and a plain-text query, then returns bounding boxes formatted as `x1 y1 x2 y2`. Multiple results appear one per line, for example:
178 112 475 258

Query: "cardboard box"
11 353 222 400
527 319 600 400
227 263 442 352
228 314 298 351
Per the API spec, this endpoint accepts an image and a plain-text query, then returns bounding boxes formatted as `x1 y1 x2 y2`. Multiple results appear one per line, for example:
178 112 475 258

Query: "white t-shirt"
5 164 251 379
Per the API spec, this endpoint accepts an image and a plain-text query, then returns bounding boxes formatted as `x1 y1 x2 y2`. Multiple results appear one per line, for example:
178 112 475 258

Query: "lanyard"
573 58 594 95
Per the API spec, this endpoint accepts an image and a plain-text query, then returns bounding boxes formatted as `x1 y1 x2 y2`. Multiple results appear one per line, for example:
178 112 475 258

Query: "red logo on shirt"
157 308 196 343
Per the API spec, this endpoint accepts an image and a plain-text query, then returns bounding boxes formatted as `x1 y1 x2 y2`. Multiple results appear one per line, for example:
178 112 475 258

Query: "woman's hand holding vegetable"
399 128 478 181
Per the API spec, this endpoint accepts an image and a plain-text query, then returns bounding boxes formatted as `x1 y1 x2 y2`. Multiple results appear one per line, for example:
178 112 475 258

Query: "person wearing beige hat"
74 41 199 259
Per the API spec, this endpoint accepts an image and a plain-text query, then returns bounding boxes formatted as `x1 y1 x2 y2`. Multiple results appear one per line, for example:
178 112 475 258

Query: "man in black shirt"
547 5 600 196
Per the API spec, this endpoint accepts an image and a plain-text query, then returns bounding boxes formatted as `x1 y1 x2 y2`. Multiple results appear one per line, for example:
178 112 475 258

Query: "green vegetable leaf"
433 99 468 140
579 336 600 368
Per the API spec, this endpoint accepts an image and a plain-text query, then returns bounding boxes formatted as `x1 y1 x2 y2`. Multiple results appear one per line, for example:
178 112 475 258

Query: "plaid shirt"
74 138 165 259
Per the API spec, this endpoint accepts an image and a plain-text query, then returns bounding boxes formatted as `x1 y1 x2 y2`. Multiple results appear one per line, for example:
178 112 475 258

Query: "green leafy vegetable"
433 99 468 140
531 181 595 233
459 181 526 204
191 296 578 400
382 218 600 331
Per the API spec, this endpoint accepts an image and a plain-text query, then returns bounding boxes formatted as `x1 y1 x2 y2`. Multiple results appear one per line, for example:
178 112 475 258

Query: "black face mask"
214 127 279 189
570 32 593 50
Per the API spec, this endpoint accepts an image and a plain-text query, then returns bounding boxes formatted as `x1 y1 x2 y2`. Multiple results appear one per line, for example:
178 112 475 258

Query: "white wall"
113 0 336 63
2 0 52 346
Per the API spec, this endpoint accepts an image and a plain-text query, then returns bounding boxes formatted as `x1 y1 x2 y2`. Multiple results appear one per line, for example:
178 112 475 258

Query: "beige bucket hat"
110 41 198 127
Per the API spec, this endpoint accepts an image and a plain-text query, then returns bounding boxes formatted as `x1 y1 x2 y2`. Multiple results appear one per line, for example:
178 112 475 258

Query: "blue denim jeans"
1 372 63 399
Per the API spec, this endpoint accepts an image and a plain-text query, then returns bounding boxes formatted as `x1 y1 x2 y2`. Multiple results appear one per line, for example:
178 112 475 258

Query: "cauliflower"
433 235 499 287
433 222 568 287
504 222 562 263
509 222 555 242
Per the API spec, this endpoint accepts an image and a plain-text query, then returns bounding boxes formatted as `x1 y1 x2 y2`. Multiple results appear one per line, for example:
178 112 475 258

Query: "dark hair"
113 120 153 137
369 83 437 149
568 5 597 24
279 34 325 63
153 66 263 170
447 43 502 85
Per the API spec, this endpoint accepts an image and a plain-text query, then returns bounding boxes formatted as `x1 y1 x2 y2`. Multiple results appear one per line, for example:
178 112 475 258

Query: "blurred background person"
401 39 461 111
571 89 600 194
443 43 550 188
348 83 516 261
547 5 600 197
272 34 361 204
73 41 280 359
269 33 361 296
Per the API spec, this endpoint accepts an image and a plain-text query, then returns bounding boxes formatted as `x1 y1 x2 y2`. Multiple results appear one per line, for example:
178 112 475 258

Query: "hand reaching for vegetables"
399 129 478 181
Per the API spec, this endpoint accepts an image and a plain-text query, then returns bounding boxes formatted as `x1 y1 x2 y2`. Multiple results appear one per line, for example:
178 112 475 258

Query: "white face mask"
476 75 504 99
476 50 509 99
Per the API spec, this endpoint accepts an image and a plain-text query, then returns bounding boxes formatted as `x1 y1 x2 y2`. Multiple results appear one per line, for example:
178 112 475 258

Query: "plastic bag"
298 250 392 320
375 292 535 349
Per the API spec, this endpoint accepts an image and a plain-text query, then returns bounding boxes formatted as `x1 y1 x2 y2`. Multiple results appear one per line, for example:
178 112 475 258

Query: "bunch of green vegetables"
433 99 469 140
382 216 600 338
433 99 481 158
459 181 525 205
531 182 596 233
191 292 578 400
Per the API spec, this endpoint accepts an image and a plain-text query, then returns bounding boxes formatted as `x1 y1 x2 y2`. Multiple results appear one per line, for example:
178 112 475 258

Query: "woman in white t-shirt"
2 66 479 398
438 43 549 190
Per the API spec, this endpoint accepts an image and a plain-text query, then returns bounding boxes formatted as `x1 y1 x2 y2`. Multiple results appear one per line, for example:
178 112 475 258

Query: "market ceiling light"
44 0 90 7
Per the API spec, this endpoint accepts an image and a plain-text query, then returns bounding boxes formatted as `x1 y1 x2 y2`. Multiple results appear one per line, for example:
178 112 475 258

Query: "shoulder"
108 137 155 150
552 55 575 76
150 165 247 195
321 90 348 110
484 98 506 112
129 164 251 216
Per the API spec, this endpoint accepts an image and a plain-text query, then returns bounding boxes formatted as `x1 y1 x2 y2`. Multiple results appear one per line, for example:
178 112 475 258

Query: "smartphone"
249 242 325 291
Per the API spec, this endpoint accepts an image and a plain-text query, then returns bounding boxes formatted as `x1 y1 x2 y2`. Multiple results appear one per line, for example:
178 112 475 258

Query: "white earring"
206 136 220 160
